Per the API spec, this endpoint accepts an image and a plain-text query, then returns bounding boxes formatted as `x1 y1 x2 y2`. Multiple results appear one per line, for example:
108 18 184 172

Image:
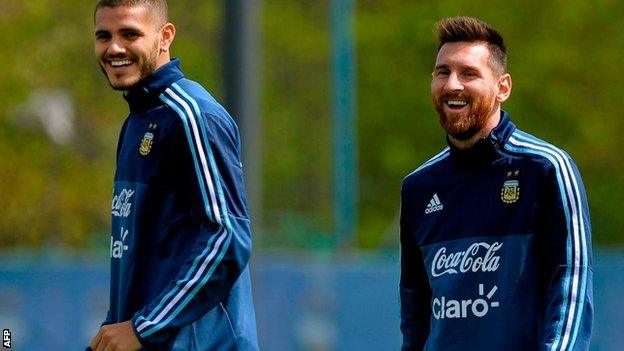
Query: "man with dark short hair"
89 1 259 350
399 16 593 350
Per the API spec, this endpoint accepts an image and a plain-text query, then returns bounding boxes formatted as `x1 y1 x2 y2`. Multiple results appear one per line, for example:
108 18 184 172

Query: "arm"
131 107 253 346
399 182 432 351
538 155 593 351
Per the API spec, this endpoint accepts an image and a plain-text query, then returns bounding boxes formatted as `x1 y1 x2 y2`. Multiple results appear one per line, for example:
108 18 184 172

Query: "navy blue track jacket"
104 59 259 350
400 112 593 351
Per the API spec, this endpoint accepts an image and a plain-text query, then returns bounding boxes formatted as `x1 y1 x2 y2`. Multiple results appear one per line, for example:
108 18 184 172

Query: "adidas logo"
425 193 444 214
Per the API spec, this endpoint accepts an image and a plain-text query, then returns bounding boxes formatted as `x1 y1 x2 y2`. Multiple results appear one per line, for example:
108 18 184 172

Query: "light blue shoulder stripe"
139 90 223 316
171 82 232 229
135 89 233 337
514 131 589 351
512 131 589 351
504 134 574 350
137 84 236 337
136 89 230 336
138 91 221 327
142 231 233 338
138 228 231 338
404 147 450 180
506 131 588 351
135 233 220 324
160 93 213 222
165 86 222 224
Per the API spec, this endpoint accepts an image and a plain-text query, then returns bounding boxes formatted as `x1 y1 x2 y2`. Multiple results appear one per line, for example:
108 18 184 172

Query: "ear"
496 73 512 103
159 23 176 53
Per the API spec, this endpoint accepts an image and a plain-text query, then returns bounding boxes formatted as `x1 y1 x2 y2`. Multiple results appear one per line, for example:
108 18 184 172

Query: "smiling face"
94 5 174 91
431 41 511 143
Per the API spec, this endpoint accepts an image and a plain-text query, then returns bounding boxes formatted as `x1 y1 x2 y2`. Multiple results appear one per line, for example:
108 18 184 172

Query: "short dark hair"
95 0 169 26
435 16 507 75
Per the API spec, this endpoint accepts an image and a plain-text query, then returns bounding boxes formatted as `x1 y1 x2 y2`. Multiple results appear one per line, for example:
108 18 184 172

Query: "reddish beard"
433 88 497 141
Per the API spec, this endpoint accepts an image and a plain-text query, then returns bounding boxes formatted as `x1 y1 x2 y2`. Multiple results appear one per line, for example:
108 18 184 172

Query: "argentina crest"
500 179 520 204
139 131 154 156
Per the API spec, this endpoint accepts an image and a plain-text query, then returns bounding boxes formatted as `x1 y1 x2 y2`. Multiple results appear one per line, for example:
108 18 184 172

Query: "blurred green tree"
0 0 621 249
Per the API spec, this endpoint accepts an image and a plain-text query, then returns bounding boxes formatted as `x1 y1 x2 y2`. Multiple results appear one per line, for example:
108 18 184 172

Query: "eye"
95 32 111 41
123 31 139 39
434 68 450 77
462 71 478 78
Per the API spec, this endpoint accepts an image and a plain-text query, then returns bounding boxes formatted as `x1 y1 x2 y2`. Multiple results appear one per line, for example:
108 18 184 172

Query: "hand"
89 321 142 351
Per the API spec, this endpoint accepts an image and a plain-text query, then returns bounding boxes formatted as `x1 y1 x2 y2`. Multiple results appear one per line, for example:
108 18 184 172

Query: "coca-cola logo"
431 242 503 277
111 189 135 218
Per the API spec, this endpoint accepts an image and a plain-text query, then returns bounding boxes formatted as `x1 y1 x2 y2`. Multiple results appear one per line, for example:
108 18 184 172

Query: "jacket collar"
123 58 184 114
447 110 516 168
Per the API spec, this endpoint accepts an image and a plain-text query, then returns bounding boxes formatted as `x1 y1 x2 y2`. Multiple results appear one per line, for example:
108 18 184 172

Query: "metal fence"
0 249 622 350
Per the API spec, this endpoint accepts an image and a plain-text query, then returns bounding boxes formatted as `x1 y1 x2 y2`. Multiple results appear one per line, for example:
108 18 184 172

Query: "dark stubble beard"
100 43 160 91
433 87 497 141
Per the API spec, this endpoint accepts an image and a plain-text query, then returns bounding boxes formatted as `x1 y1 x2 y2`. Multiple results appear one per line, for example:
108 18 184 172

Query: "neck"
449 108 501 150
155 55 172 71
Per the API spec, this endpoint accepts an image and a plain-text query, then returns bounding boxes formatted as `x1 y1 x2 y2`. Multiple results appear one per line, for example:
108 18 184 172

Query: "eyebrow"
434 64 480 71
95 27 143 36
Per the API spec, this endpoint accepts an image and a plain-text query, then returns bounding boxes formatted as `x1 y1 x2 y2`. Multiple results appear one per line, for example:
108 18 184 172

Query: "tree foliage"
355 0 624 247
0 0 622 249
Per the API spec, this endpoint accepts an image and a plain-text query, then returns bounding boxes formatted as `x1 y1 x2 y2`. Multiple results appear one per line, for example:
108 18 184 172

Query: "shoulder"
159 78 238 133
402 147 450 193
502 129 578 174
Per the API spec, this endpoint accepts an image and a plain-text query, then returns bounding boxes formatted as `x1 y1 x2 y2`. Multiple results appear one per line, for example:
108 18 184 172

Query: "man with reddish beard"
89 1 259 350
399 17 593 351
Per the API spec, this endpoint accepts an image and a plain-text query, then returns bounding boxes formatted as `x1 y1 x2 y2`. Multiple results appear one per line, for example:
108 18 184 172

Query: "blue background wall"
0 250 621 350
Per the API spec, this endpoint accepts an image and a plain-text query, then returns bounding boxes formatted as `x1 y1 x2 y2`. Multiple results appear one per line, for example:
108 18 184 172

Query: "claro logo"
433 284 500 319
431 242 503 277
110 226 130 259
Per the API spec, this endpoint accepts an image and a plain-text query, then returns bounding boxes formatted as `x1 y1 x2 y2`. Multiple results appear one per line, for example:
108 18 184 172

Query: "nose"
107 39 126 55
444 72 463 92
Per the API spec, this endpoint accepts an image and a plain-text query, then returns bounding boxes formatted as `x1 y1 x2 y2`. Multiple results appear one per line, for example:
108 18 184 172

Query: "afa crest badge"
139 132 154 156
501 180 520 204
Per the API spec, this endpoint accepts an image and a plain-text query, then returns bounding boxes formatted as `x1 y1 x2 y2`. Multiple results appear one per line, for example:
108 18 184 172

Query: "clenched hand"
89 321 142 351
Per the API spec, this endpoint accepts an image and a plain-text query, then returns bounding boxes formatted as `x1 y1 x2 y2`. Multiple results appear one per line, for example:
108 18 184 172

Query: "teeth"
447 100 467 106
110 60 132 67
